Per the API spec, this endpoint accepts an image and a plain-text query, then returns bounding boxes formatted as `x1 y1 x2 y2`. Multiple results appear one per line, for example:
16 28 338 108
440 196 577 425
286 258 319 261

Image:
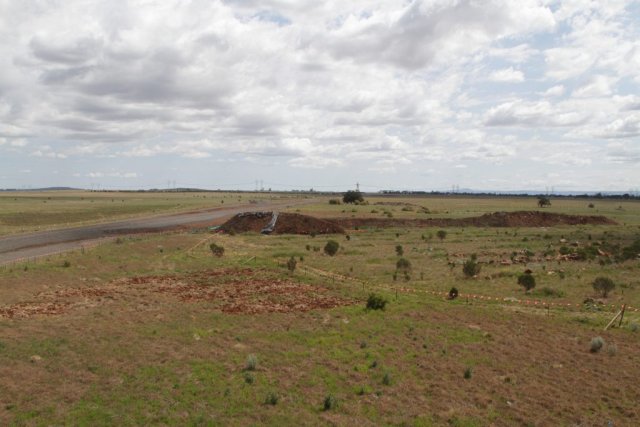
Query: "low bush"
462 258 481 278
396 257 411 272
209 243 224 257
366 293 388 311
463 367 473 379
286 256 297 273
264 392 279 405
323 395 337 411
324 240 340 256
244 372 255 384
517 273 536 292
539 286 564 298
382 372 391 385
245 354 257 371
590 337 605 353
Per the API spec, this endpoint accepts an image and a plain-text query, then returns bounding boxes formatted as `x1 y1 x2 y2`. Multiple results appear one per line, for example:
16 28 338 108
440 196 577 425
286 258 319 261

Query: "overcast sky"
1 0 639 192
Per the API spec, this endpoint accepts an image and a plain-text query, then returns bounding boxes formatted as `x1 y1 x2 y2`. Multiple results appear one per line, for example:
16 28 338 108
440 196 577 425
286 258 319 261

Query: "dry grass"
1 195 639 425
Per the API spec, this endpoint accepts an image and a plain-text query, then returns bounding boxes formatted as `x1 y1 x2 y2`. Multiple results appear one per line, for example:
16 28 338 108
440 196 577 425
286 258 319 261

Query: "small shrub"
244 372 255 384
366 293 387 311
517 273 536 292
395 245 403 256
286 256 297 273
607 343 617 356
62 260 71 268
245 354 257 371
264 392 279 405
382 372 391 385
328 199 341 205
448 287 459 299
539 286 564 297
324 240 340 256
305 244 311 251
396 257 411 272
463 367 473 379
592 276 615 298
590 337 605 353
437 230 447 241
462 259 481 277
323 395 337 411
209 243 225 257
629 322 639 333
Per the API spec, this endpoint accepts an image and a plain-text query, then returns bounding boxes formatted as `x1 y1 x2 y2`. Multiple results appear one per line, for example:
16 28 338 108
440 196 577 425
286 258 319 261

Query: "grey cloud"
40 66 93 85
30 36 102 65
325 0 553 70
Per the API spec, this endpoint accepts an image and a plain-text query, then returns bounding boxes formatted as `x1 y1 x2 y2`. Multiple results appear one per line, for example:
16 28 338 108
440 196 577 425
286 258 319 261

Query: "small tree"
437 230 447 241
592 276 615 298
324 240 340 256
209 243 224 257
395 245 403 256
287 256 297 273
517 273 536 292
537 196 551 208
462 258 481 277
343 190 364 204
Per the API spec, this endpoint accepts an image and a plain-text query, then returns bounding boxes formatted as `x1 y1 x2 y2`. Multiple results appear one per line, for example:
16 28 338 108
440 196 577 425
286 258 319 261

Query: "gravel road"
0 200 305 265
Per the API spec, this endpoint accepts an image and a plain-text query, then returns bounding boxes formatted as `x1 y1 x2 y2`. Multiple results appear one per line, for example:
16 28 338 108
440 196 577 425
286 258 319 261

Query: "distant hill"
0 187 80 192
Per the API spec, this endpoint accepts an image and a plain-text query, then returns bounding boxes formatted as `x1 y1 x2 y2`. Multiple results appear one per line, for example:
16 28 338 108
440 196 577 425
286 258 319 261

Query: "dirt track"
0 200 310 265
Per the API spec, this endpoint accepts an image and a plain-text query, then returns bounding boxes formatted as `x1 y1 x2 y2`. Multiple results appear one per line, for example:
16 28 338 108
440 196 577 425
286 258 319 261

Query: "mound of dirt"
329 211 616 229
220 212 344 235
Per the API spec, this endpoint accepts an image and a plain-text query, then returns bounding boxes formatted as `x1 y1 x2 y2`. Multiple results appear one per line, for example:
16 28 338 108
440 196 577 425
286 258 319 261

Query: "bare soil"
0 268 352 319
220 212 345 235
331 210 617 228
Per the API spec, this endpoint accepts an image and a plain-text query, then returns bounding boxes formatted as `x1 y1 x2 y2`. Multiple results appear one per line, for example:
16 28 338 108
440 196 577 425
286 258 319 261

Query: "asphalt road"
0 200 306 265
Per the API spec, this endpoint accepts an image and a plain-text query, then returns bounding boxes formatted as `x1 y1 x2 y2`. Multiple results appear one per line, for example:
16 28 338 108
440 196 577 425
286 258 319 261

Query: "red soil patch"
0 268 351 318
0 301 70 319
220 212 344 235
330 210 616 229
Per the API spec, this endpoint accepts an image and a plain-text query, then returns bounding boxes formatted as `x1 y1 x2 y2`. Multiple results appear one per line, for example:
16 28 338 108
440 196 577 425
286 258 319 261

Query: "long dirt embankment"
328 211 617 229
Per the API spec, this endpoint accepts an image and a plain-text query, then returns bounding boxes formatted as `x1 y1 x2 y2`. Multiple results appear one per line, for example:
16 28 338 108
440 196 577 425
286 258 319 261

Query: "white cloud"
87 172 138 178
541 85 565 97
572 75 615 98
488 67 524 82
0 0 638 191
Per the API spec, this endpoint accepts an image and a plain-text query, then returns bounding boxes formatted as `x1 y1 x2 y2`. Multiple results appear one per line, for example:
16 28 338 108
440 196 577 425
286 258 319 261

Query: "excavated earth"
219 210 615 235
219 212 345 235
329 210 617 229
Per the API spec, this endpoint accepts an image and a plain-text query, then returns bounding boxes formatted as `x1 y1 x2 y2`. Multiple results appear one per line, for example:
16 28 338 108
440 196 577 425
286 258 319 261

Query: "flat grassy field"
0 191 288 236
1 195 639 426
